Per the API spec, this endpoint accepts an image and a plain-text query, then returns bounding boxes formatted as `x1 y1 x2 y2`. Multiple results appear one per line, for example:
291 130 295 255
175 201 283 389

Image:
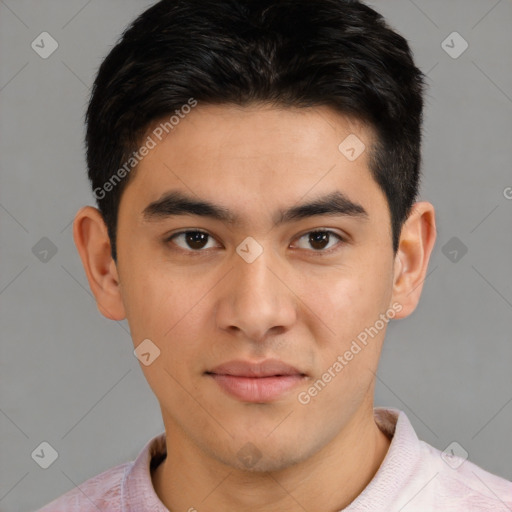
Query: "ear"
390 201 436 319
73 206 126 321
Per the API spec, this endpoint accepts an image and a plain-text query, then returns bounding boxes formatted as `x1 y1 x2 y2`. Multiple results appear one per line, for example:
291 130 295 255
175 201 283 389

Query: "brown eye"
294 230 344 252
168 230 218 251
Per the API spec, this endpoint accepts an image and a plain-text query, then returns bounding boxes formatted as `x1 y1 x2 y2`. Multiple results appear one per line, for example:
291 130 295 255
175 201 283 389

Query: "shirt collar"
122 431 168 511
343 408 422 511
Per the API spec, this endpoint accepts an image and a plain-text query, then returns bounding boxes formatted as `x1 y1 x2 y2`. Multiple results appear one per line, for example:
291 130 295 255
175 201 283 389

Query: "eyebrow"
142 189 369 227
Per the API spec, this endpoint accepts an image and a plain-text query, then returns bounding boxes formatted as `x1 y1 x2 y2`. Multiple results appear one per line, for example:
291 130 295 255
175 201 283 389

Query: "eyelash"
164 229 346 256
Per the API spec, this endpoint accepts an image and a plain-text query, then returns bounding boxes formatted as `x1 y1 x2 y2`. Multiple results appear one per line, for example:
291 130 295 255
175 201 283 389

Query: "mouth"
205 359 307 403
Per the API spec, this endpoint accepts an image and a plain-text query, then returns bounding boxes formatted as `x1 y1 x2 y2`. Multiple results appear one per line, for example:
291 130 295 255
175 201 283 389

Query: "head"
75 0 436 472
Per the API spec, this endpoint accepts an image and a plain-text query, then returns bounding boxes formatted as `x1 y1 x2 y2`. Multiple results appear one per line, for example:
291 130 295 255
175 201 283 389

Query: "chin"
209 435 316 474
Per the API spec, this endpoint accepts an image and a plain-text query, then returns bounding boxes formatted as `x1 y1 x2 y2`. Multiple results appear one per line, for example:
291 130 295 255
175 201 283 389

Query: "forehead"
120 104 387 228
149 103 372 160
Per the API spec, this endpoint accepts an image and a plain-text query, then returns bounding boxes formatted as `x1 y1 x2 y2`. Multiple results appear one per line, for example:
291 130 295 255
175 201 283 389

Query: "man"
38 0 512 510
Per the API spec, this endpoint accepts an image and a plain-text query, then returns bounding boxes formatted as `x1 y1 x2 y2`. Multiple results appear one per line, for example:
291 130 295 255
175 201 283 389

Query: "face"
91 104 423 471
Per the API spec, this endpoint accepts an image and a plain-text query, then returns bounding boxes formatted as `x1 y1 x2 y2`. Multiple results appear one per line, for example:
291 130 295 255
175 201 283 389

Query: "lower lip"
208 374 305 402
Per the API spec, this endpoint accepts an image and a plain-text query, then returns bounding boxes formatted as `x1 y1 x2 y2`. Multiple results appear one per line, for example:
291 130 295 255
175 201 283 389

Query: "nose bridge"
217 239 296 340
235 240 282 310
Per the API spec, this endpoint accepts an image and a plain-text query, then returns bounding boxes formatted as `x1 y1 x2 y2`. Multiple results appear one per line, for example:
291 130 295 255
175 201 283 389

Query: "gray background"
1 1 511 511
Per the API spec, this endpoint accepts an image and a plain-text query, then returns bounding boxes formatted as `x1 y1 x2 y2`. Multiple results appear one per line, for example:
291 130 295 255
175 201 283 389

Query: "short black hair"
86 0 426 261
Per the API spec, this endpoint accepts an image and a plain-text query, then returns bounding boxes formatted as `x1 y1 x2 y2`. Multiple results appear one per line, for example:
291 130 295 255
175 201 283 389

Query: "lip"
206 359 307 402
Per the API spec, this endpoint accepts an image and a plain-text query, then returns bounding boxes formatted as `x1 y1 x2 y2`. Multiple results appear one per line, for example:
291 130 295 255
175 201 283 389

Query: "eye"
293 230 345 253
165 229 345 254
167 230 220 252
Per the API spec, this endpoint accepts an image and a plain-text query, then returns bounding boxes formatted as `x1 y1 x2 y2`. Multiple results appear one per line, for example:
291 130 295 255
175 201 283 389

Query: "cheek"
118 254 182 344
307 261 391 335
123 269 207 398
121 263 215 368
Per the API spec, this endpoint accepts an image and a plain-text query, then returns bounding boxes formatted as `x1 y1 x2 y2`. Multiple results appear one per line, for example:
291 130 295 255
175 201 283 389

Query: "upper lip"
207 359 305 377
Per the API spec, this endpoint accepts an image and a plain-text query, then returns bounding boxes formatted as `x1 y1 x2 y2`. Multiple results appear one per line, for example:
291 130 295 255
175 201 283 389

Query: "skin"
74 104 436 512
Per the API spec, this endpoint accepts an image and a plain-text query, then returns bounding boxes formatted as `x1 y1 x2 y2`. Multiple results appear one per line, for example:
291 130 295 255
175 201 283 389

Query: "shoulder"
415 440 512 511
373 409 511 511
35 462 131 512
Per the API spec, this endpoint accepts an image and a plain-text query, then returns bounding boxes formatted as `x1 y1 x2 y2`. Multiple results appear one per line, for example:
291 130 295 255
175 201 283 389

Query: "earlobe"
73 206 126 321
390 201 436 319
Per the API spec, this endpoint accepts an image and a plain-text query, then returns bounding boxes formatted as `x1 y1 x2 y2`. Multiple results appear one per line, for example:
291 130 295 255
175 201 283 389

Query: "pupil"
310 232 328 250
187 232 208 249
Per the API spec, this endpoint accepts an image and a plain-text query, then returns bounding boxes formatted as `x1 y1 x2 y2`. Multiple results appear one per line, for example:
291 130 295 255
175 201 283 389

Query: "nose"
215 245 297 343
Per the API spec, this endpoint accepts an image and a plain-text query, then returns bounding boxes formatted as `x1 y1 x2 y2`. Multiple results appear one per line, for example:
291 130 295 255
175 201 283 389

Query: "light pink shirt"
36 408 512 511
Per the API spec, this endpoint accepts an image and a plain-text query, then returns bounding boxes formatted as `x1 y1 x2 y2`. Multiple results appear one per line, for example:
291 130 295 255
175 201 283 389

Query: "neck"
152 406 391 512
